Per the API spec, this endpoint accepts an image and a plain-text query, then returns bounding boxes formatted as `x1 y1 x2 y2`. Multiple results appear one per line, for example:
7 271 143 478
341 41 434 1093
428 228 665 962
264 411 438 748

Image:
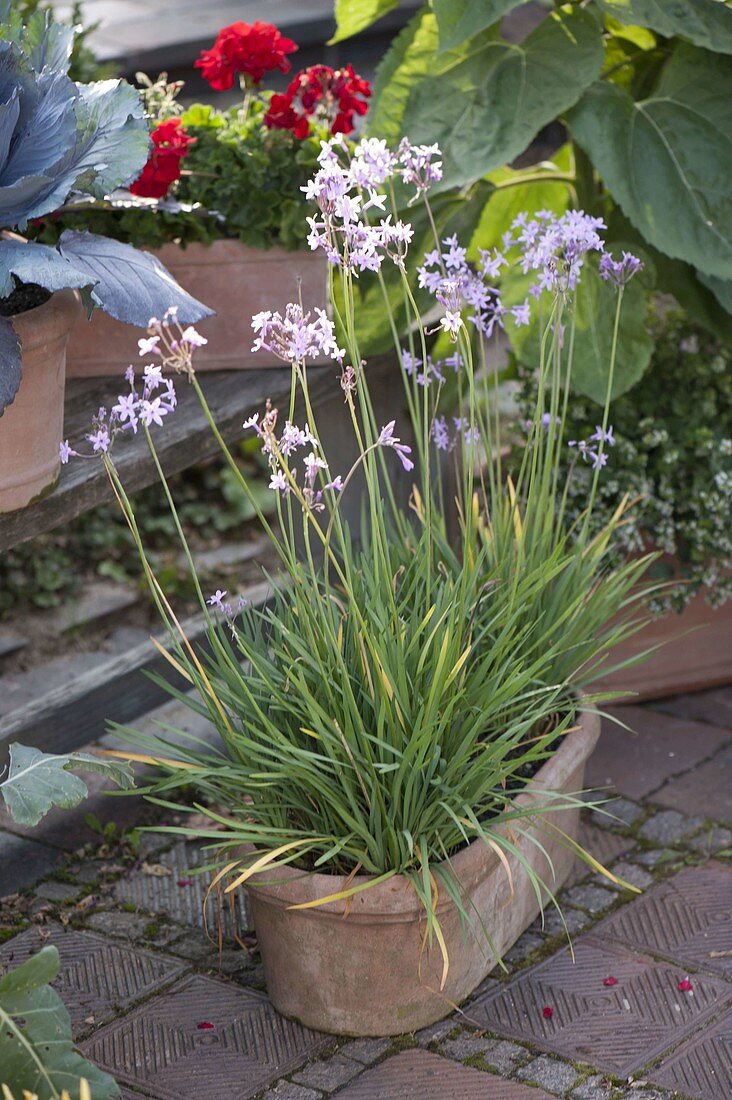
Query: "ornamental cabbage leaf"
0 946 120 1099
0 10 212 416
0 742 135 827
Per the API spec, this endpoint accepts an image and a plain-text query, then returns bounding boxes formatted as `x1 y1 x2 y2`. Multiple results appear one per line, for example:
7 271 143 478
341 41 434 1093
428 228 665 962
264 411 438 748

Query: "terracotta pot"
244 708 600 1036
0 289 82 514
65 240 330 376
593 588 732 702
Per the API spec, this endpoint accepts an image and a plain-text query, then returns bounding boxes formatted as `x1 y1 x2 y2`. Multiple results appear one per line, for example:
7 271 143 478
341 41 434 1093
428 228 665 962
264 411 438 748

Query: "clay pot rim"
8 287 83 350
244 706 601 918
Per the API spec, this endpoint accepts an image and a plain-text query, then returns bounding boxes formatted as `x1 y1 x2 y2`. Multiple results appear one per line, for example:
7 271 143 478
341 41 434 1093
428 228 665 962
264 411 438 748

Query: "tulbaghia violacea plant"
63 134 656 977
0 5 211 414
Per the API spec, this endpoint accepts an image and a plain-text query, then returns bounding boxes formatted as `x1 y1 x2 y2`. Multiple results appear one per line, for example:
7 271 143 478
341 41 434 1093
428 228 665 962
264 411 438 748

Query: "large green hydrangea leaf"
568 43 732 280
597 0 732 55
330 0 401 43
400 6 603 189
432 0 526 52
0 947 120 1100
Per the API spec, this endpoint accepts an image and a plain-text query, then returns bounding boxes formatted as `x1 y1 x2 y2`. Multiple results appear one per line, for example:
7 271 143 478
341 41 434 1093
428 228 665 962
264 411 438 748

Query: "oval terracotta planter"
244 708 600 1036
65 240 329 377
0 289 82 514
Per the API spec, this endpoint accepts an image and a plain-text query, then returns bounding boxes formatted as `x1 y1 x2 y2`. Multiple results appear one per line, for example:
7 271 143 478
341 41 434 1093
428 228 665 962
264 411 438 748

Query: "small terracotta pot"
65 240 330 377
593 587 732 702
244 708 600 1036
0 289 82 514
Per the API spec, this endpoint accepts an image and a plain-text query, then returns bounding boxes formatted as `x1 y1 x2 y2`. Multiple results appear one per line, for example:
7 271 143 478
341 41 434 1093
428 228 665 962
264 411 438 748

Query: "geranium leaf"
0 946 120 1100
57 231 214 326
330 0 401 44
400 6 604 189
698 271 732 314
433 0 527 52
567 44 732 280
597 0 732 55
1 743 135 827
0 314 21 416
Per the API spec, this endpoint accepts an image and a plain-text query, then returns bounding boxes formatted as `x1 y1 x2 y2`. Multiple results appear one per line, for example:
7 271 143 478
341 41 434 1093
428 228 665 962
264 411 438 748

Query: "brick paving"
1 686 730 1099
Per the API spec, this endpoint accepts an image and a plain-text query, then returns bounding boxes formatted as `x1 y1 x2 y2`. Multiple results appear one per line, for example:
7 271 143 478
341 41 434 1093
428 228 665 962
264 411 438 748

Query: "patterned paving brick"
334 1049 553 1098
592 863 732 977
0 925 185 1035
585 707 727 800
83 974 329 1099
655 686 732 731
653 742 732 821
649 1006 732 1100
114 840 250 935
470 938 730 1076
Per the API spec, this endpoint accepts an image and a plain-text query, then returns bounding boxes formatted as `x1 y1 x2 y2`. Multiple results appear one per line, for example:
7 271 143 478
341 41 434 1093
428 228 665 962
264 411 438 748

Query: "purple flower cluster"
243 403 343 512
506 210 606 296
137 307 208 375
599 250 644 288
251 303 343 364
303 137 425 274
397 138 443 197
568 425 616 470
60 358 177 464
401 348 462 386
418 234 529 341
431 415 479 453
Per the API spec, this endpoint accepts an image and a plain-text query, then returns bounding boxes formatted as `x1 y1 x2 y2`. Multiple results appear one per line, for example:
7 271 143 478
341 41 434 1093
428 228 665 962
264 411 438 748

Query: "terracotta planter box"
593 590 732 702
0 289 82 514
65 240 330 377
244 708 600 1036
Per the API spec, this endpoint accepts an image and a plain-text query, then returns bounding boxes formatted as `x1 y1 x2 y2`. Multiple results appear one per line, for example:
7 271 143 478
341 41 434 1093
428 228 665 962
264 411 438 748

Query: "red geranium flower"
542 1005 554 1019
130 119 195 200
264 63 371 140
195 22 298 91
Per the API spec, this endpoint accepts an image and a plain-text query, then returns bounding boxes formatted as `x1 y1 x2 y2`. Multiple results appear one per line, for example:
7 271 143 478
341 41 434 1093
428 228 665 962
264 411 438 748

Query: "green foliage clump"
33 101 324 253
515 310 732 613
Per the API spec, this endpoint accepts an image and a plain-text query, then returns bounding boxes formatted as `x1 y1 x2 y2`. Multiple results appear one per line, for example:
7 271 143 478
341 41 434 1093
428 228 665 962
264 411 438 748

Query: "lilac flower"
207 590 228 610
349 137 397 189
591 425 615 446
398 139 443 196
453 417 480 447
181 325 208 347
251 305 343 363
112 392 140 433
591 450 608 469
440 310 462 339
87 427 110 454
377 421 414 471
143 364 164 391
138 335 160 357
432 416 452 452
269 469 288 492
599 250 643 288
138 398 167 428
280 420 316 456
509 209 606 294
511 300 531 327
325 475 344 492
59 440 76 464
541 413 561 429
124 365 135 385
478 249 506 279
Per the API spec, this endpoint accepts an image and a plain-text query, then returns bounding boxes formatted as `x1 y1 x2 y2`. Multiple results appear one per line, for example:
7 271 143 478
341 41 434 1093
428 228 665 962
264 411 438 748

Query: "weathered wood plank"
0 366 334 552
0 581 273 758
